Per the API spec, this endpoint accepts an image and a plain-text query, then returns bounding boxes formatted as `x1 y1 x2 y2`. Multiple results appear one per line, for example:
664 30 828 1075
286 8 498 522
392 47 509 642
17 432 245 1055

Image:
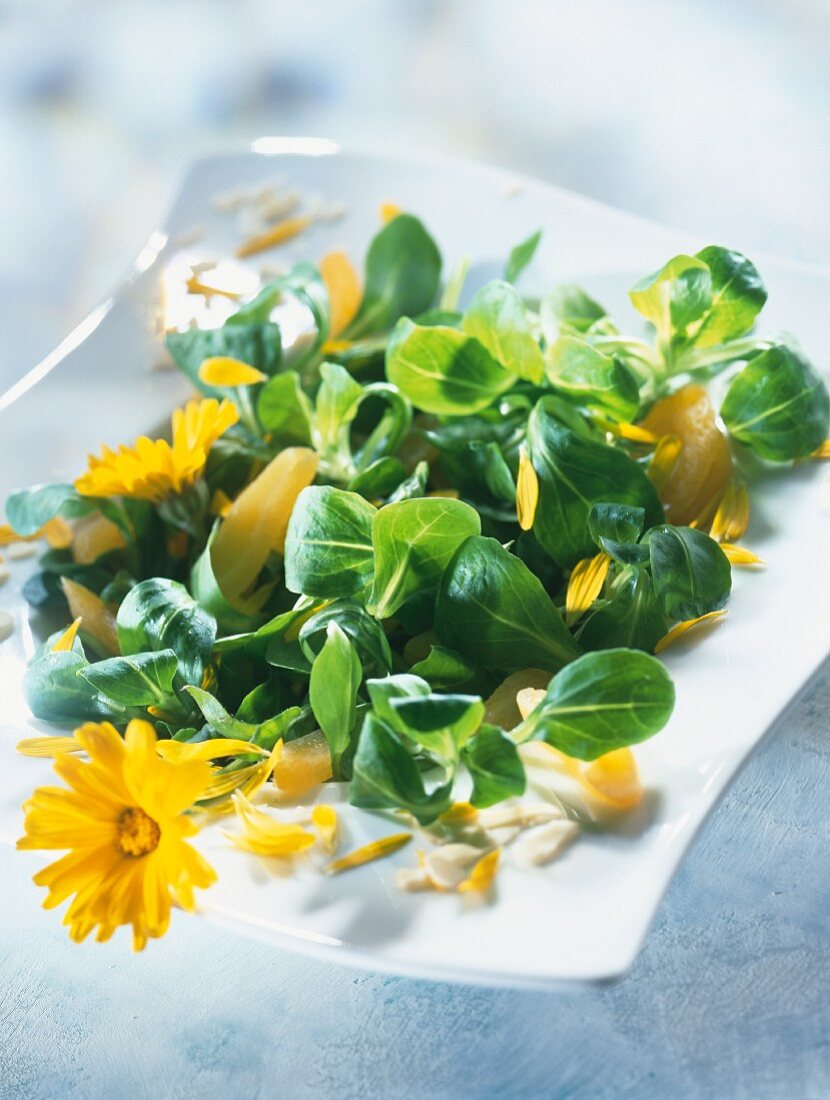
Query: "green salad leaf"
284 486 376 599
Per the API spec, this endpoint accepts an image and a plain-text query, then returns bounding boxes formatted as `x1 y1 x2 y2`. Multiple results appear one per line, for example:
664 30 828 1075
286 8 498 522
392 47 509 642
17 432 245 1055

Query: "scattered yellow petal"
198 357 267 388
811 439 830 458
224 791 316 856
51 617 82 653
326 833 412 875
72 513 126 564
438 802 479 826
156 738 267 763
720 543 765 567
380 202 402 223
199 740 283 810
319 251 362 338
516 687 546 722
61 578 120 656
458 848 500 894
598 419 659 445
311 805 339 853
654 610 728 653
16 735 84 758
709 481 750 543
647 434 684 493
516 446 539 531
565 552 611 621
185 274 243 301
236 214 314 258
210 447 318 606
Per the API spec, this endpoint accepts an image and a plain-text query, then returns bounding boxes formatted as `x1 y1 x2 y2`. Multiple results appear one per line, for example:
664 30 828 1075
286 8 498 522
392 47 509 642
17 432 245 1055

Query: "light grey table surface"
2 2 830 1097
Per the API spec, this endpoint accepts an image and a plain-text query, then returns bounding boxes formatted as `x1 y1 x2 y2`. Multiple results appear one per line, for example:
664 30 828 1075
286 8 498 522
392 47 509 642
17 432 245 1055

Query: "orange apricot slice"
273 729 333 796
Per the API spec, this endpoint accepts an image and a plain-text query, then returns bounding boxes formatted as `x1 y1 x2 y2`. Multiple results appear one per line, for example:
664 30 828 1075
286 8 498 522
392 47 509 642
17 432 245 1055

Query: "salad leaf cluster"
9 211 828 824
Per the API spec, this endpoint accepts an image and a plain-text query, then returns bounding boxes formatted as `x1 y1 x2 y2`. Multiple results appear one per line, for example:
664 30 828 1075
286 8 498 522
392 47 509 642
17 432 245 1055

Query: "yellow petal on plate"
565 552 611 621
156 738 268 763
236 214 314 258
319 251 362 338
721 543 765 567
210 446 318 605
61 577 120 656
224 791 317 856
458 848 500 894
379 202 402 223
437 802 479 826
654 609 728 653
185 274 243 301
311 805 339 853
16 735 84 758
516 446 539 531
198 357 267 388
647 433 683 493
51 617 82 653
516 686 546 722
326 833 412 875
810 439 830 459
709 481 750 543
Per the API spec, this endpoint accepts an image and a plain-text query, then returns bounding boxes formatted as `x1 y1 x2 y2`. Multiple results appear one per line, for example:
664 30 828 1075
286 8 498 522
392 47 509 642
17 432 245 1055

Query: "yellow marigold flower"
17 720 216 950
75 398 237 502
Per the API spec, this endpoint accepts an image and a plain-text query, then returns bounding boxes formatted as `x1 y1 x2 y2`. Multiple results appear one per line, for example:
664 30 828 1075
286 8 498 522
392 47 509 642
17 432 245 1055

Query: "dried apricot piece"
641 385 731 524
273 729 333 796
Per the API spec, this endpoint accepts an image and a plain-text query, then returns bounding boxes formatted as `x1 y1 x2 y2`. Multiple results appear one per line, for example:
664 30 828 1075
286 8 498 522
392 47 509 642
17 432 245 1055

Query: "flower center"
116 807 161 857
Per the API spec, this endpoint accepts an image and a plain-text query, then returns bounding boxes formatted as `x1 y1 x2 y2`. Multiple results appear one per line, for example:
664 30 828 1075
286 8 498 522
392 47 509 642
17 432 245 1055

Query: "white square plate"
1 141 828 986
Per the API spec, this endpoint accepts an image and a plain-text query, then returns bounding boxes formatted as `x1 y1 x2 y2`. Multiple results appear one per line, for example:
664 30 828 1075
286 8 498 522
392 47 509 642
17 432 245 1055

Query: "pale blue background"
1 1 829 1097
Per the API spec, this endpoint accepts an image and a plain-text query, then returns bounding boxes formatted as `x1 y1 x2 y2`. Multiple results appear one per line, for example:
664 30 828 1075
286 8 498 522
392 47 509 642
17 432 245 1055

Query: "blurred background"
1 0 829 391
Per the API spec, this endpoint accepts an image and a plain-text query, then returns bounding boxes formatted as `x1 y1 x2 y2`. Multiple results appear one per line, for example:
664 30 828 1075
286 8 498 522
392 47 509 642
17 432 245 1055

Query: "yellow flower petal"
311 805 339 854
647 433 683 493
811 439 830 459
458 848 500 894
379 202 402 223
720 543 765 567
709 481 750 543
319 251 362 338
326 833 412 875
320 338 352 356
565 552 611 621
438 802 479 825
199 740 283 811
224 791 316 856
61 578 120 656
597 419 659 445
236 214 314 258
185 275 242 301
198 357 267 388
516 446 539 531
156 738 268 763
654 610 727 653
52 617 82 653
17 735 84 758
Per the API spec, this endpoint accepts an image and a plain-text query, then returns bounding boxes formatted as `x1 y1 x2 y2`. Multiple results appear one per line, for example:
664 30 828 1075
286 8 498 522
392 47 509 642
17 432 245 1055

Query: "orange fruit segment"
273 729 333 796
210 446 318 605
641 384 731 524
485 669 551 730
319 251 361 338
60 577 120 656
72 513 127 564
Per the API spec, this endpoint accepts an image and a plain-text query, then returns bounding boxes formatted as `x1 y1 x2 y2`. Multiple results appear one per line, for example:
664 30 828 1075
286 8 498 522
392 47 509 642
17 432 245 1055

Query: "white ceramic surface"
1 142 828 987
